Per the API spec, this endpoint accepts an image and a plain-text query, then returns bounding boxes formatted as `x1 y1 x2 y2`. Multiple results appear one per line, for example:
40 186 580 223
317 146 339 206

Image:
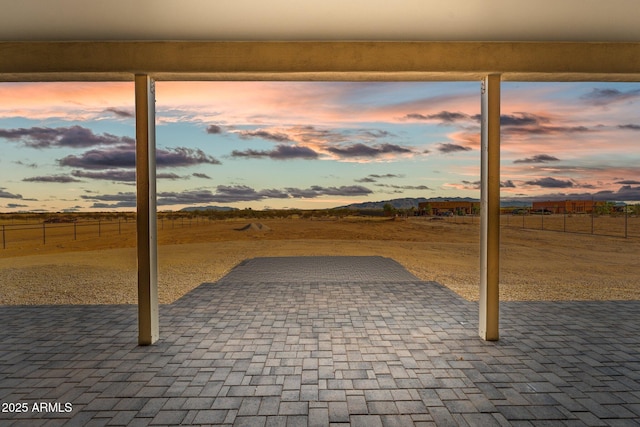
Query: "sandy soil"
1 216 638 305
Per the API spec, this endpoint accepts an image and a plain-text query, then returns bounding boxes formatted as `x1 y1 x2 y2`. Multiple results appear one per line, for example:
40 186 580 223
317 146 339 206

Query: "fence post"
2 225 5 249
42 222 46 245
119 220 121 235
98 220 101 237
74 222 77 240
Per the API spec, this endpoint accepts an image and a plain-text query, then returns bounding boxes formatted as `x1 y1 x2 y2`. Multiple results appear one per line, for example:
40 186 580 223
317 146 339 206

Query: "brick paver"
1 256 639 426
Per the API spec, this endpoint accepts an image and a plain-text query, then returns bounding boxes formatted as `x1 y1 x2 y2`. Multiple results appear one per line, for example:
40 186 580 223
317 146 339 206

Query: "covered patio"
2 2 640 425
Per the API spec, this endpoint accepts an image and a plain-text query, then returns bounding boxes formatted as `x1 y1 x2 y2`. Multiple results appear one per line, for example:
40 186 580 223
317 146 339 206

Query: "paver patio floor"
1 256 639 426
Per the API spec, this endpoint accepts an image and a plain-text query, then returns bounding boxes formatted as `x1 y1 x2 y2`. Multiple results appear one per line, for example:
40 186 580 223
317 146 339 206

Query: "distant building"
418 201 480 216
531 200 605 214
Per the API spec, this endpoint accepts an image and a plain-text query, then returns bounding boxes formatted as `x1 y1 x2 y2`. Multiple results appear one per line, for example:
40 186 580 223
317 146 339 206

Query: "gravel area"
1 218 639 305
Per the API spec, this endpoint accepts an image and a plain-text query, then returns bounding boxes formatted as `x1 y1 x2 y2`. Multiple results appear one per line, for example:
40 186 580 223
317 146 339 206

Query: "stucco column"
135 74 159 345
479 74 501 341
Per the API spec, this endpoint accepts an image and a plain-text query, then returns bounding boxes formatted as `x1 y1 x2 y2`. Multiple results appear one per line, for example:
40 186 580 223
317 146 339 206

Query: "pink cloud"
0 82 133 120
156 82 483 127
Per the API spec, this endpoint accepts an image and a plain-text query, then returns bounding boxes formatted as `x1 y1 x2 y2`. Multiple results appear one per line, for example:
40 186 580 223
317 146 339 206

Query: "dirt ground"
1 216 638 305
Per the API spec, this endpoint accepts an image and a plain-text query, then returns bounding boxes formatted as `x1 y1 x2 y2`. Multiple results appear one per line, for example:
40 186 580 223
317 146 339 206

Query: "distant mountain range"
180 206 239 212
335 197 428 210
336 197 476 210
336 197 533 210
178 197 533 213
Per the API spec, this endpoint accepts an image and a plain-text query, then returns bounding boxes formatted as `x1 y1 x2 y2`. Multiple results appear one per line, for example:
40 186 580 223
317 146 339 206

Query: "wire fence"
502 212 640 238
0 216 212 250
446 211 640 238
2 211 638 250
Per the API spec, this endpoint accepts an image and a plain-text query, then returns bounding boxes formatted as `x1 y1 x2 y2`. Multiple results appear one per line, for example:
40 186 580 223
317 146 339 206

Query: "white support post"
135 74 159 345
479 74 501 341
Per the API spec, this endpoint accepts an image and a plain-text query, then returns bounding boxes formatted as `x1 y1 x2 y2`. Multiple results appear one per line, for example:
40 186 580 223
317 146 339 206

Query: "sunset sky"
1 81 639 212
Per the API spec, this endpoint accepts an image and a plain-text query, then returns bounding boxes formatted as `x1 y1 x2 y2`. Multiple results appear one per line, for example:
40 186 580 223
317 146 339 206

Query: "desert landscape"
1 214 639 305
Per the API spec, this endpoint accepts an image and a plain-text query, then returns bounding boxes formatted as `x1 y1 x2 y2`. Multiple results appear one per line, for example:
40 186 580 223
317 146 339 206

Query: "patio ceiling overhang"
1 41 640 82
